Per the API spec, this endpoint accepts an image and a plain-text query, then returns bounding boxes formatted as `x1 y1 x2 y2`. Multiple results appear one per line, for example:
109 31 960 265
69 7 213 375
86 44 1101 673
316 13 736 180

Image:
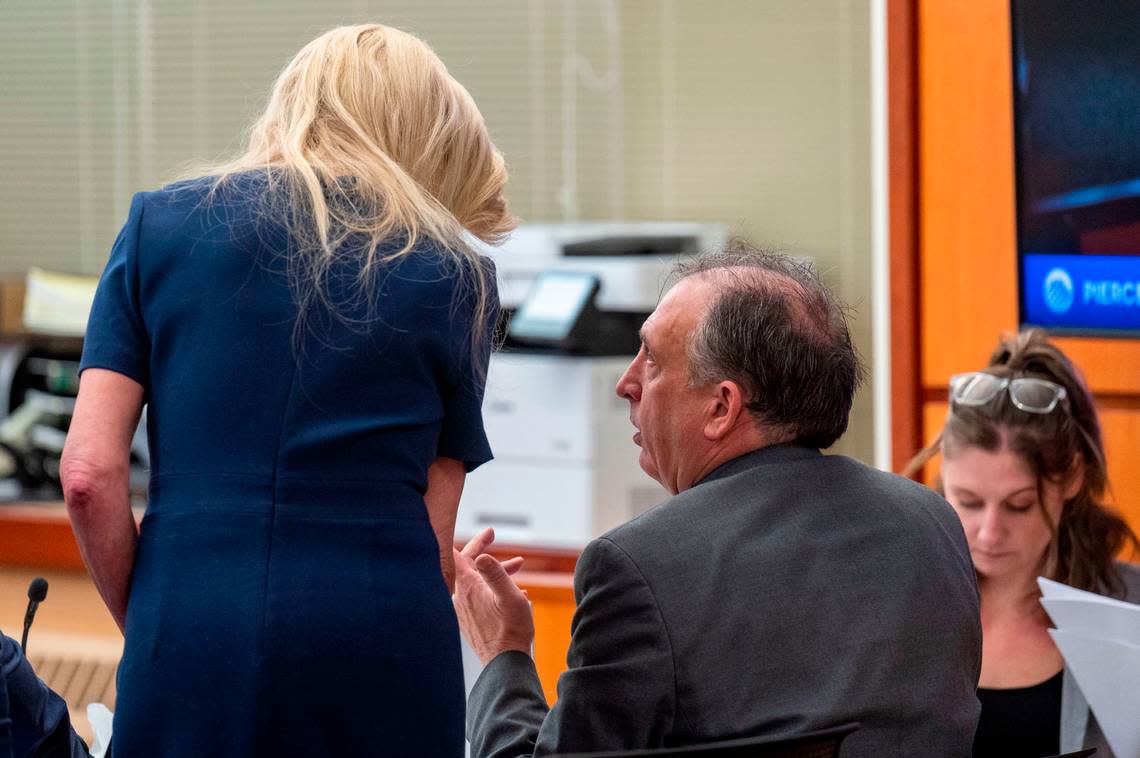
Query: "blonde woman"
60 25 514 756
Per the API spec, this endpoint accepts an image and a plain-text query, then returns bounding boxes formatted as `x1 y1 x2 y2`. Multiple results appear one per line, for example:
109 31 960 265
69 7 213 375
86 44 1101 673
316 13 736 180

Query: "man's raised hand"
453 527 533 665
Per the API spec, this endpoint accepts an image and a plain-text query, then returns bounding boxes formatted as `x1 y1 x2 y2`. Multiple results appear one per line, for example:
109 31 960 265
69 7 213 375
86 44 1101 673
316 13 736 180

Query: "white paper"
86 703 114 758
1049 630 1140 758
1039 577 1140 758
1038 576 1098 601
1041 597 1140 647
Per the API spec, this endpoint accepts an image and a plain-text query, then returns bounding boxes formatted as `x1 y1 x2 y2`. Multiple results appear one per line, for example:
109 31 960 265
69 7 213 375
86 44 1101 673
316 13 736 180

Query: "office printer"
456 222 725 548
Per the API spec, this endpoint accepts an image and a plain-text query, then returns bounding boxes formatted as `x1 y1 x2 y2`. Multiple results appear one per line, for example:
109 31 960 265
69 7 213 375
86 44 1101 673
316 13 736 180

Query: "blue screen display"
1023 254 1140 333
1012 0 1140 336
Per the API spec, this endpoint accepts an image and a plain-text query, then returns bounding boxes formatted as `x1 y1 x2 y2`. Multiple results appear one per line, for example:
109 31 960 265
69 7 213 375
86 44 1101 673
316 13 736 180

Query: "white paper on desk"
1050 630 1140 758
1041 597 1140 647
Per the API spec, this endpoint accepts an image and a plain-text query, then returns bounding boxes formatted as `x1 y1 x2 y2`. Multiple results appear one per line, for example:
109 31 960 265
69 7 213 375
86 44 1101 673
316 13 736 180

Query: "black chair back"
551 723 859 758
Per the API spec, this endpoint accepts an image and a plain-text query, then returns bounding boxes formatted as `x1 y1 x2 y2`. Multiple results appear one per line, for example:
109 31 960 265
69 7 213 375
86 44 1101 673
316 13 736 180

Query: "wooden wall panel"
919 400 948 486
1101 407 1140 541
917 0 1018 388
888 0 923 472
1050 341 1140 396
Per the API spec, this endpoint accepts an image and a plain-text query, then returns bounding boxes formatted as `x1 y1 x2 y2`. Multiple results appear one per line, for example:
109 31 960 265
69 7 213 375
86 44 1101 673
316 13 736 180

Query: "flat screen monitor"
1012 0 1140 335
507 272 601 345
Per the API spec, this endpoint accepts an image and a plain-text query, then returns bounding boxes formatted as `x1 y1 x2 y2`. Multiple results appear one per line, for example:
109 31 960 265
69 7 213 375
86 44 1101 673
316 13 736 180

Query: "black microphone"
20 576 48 654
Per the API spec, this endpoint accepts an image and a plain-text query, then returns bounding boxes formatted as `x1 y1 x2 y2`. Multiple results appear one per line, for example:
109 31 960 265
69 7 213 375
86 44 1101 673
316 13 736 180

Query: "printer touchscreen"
508 272 600 344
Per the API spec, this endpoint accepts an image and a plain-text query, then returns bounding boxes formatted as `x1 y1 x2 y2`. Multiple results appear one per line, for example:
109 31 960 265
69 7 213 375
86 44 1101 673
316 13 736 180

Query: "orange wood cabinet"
0 505 88 570
517 572 576 705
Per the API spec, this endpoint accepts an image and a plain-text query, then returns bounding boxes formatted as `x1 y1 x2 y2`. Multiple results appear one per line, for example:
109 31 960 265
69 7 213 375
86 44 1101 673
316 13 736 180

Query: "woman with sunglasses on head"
906 328 1140 758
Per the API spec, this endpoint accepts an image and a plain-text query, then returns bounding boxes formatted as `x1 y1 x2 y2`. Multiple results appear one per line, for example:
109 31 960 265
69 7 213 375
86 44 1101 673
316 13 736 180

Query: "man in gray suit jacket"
454 247 982 757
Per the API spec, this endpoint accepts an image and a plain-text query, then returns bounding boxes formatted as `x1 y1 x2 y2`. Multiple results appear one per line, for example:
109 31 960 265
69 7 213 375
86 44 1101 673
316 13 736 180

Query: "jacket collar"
695 443 823 488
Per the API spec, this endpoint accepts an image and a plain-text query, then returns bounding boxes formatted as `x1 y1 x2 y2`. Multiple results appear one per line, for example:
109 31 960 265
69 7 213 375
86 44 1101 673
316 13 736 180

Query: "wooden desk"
0 503 96 570
0 566 121 743
0 502 578 705
0 501 580 572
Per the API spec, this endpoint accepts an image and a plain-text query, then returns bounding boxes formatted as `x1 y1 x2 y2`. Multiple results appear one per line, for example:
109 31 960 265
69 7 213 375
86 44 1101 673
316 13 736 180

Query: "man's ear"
703 381 747 441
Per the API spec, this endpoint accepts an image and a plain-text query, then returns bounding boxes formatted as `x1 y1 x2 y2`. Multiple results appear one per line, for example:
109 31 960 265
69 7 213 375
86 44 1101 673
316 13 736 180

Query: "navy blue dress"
80 175 497 756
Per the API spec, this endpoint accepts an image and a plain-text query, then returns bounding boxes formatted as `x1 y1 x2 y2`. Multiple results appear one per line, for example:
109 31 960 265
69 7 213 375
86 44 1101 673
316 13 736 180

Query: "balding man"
454 247 981 757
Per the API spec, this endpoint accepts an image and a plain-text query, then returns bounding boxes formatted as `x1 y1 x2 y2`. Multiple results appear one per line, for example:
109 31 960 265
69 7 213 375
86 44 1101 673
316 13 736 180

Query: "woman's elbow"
60 453 122 516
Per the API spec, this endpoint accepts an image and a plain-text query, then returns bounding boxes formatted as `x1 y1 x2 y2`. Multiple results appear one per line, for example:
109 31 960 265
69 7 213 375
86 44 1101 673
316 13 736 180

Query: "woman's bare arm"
60 368 144 633
424 457 466 594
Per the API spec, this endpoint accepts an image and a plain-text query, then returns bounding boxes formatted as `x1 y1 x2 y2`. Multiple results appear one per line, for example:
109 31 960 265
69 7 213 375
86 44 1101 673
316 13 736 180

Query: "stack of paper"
1039 577 1140 757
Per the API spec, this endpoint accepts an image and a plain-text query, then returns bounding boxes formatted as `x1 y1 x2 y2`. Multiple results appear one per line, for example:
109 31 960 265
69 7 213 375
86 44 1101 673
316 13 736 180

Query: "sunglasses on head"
948 372 1068 414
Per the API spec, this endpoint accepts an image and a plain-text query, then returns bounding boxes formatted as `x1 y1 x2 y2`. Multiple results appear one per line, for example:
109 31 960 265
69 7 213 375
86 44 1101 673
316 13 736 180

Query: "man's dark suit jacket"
468 444 982 757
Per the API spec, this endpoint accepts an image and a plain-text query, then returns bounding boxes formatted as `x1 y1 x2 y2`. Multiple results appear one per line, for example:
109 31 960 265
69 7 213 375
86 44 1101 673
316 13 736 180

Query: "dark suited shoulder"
604 448 973 585
863 460 973 537
550 536 677 750
588 445 980 756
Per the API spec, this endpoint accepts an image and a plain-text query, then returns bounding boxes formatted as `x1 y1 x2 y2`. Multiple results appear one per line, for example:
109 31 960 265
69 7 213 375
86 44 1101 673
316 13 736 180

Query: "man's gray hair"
673 241 864 449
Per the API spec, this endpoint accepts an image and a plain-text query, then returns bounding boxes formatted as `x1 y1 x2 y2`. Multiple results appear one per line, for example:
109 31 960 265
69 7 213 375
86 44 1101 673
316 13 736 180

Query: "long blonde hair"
194 24 515 354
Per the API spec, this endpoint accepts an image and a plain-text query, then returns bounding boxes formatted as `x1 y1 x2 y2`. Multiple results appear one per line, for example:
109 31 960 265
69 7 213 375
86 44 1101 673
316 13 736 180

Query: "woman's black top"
974 670 1064 758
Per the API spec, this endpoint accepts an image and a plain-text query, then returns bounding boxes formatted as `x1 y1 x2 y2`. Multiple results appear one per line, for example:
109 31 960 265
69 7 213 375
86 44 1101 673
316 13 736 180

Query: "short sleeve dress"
79 174 498 757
